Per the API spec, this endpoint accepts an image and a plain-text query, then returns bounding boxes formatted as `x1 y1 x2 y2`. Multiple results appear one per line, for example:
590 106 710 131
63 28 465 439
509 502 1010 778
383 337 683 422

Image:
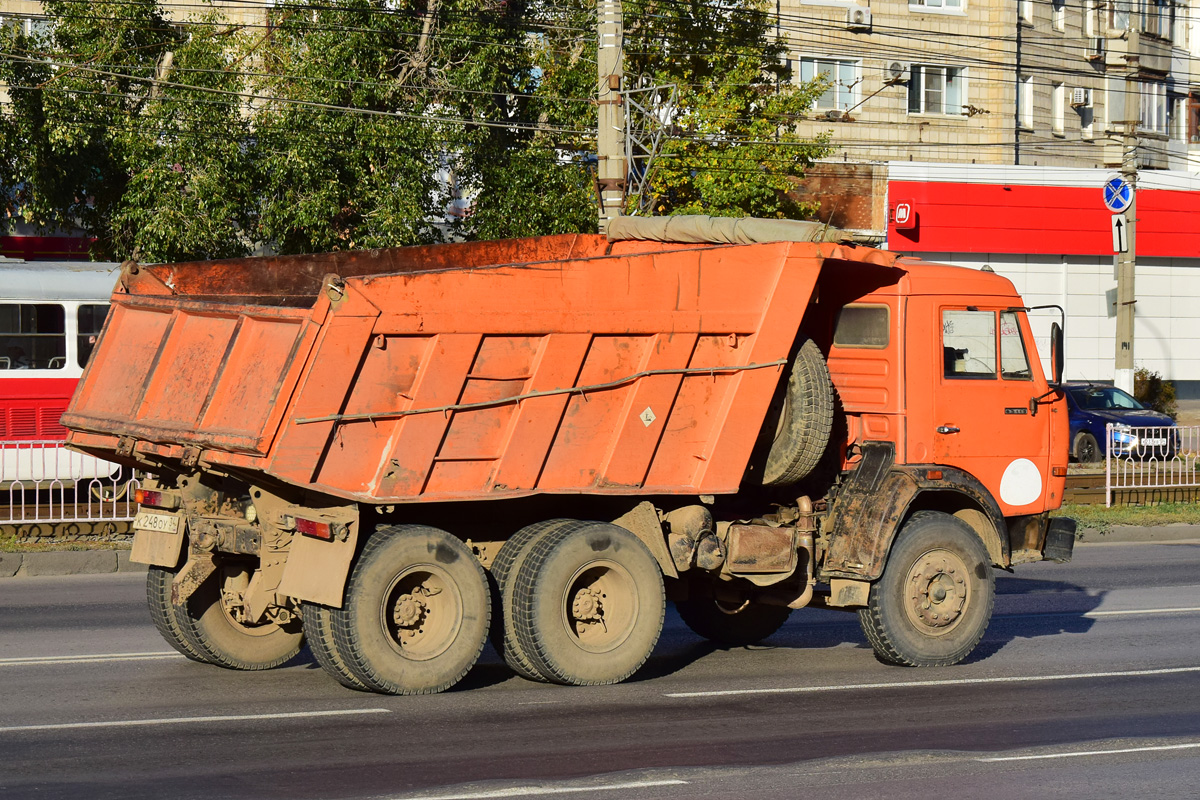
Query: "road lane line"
978 742 1200 762
1082 606 1200 617
392 779 688 799
0 708 390 733
0 652 183 667
665 665 1200 698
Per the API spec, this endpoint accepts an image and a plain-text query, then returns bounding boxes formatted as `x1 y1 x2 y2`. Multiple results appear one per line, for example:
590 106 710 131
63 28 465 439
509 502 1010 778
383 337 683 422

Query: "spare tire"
762 337 834 486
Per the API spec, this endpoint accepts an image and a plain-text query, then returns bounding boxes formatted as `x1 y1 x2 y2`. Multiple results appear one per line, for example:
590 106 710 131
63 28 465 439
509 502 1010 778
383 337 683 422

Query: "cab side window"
942 309 996 379
999 311 1032 380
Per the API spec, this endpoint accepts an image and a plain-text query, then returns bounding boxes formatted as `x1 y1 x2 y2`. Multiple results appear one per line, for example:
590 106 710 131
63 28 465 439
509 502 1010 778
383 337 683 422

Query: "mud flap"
278 518 359 608
1042 517 1076 563
129 528 185 568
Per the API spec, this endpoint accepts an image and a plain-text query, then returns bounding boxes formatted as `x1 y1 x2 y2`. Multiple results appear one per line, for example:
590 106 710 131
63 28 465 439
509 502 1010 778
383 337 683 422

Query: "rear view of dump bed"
65 234 896 502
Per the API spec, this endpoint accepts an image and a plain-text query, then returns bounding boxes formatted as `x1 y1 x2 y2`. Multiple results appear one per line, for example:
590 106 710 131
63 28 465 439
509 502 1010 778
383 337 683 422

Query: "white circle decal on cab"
1000 458 1043 506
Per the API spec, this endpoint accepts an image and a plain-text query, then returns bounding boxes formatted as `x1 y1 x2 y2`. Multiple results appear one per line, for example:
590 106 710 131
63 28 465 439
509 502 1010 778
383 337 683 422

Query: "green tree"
625 0 832 218
0 1 256 261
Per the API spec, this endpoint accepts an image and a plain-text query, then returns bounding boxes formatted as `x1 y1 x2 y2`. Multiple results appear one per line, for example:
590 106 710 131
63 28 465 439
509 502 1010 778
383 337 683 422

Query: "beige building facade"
779 0 1200 171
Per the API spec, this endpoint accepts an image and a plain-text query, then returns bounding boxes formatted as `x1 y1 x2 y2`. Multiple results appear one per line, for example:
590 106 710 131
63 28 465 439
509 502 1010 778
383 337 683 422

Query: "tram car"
1 260 122 488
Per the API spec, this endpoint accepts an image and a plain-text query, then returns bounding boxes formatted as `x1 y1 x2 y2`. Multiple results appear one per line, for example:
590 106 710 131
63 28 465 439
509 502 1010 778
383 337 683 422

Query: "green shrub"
1134 366 1177 419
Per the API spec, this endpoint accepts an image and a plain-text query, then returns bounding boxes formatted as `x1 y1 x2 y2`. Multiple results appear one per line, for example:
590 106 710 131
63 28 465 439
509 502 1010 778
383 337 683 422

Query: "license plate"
1141 438 1167 446
133 511 181 534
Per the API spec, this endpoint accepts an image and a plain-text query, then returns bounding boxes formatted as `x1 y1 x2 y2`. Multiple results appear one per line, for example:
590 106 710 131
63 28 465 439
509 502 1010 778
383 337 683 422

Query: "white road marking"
978 742 1200 762
665 665 1200 698
0 708 390 734
393 780 688 800
1082 606 1200 617
0 651 182 667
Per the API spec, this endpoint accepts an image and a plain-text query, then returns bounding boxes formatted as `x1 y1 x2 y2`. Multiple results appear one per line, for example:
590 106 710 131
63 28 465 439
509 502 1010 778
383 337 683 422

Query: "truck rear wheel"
173 561 304 670
511 521 665 685
490 519 570 681
762 337 834 486
676 597 792 647
857 511 994 667
330 525 490 695
301 603 370 691
146 565 210 663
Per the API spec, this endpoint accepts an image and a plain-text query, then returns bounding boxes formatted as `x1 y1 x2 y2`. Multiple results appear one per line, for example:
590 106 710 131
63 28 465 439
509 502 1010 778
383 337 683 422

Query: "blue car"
1064 383 1177 462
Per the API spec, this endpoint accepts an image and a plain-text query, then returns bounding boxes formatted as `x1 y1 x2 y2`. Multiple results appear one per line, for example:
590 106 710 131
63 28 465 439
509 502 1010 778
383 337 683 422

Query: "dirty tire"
173 561 304 671
146 565 210 663
1073 431 1101 463
490 519 571 681
676 598 792 647
857 511 994 667
301 603 371 691
330 525 490 695
762 337 834 486
511 521 665 686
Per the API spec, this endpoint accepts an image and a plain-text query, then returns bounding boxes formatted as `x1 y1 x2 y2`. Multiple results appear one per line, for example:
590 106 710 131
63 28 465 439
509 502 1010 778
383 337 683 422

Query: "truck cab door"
921 304 1051 515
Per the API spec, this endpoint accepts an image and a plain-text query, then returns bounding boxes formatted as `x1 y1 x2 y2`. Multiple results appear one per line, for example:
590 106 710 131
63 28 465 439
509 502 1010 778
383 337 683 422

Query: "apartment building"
781 0 1200 170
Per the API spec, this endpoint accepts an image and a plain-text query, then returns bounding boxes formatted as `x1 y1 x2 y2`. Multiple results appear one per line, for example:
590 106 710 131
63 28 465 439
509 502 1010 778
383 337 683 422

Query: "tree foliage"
0 0 830 261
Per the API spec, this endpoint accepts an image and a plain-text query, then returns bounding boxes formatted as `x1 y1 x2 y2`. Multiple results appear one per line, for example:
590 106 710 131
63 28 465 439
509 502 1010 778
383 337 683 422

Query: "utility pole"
1114 32 1139 395
596 0 625 233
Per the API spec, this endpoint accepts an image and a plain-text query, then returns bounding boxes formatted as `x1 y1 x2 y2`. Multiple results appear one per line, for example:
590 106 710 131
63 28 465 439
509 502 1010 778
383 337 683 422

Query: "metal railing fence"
1 440 139 523
1105 424 1200 507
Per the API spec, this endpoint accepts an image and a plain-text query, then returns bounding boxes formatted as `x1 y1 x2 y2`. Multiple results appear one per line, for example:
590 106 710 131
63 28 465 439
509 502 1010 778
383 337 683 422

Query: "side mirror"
1050 322 1064 385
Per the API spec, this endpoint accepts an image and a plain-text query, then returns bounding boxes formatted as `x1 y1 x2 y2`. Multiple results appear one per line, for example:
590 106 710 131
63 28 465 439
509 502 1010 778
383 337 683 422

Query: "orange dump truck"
63 216 1075 694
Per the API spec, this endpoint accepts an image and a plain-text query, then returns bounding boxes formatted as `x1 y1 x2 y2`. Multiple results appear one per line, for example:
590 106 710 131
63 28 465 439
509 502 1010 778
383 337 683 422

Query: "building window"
1140 80 1168 134
1106 76 1126 129
908 65 964 115
1141 0 1171 38
1108 0 1131 29
1018 75 1034 129
1189 93 1200 143
1052 0 1066 30
1053 82 1066 135
910 0 963 10
798 57 859 111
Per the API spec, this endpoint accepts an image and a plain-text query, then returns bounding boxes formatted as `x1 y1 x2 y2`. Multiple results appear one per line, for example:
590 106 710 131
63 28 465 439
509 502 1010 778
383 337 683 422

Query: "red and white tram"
1 260 128 515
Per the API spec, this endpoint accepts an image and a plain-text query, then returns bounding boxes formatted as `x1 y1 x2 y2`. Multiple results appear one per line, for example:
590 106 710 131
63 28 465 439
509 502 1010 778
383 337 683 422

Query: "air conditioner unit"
1087 37 1105 59
1071 87 1091 107
884 61 910 84
846 5 872 30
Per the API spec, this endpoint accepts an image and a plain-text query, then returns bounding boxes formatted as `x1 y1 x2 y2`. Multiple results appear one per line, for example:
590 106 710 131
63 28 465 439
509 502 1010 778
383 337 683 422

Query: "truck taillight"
134 489 178 509
296 517 333 540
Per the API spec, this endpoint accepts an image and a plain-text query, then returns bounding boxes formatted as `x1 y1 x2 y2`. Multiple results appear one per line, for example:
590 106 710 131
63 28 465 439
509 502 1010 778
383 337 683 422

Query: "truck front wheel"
173 561 304 670
330 525 490 695
511 521 665 685
857 511 994 667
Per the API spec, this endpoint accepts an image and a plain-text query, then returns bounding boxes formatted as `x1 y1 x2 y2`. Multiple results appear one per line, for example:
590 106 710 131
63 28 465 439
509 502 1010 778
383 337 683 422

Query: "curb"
1077 523 1200 544
1 549 147 578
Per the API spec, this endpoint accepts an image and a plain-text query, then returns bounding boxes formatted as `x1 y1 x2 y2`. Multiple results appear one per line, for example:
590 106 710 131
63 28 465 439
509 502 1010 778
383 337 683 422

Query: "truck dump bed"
64 234 900 503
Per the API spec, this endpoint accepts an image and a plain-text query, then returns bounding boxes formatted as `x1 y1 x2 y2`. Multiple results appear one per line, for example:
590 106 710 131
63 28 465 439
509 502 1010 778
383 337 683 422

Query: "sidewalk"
2 524 1198 578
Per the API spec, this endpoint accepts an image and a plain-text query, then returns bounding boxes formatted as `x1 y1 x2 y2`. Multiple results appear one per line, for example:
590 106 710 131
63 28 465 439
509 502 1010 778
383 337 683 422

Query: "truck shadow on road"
632 576 1104 679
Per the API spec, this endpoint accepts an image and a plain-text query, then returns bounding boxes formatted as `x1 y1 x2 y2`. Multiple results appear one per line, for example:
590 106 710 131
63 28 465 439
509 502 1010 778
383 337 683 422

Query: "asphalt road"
2 541 1199 800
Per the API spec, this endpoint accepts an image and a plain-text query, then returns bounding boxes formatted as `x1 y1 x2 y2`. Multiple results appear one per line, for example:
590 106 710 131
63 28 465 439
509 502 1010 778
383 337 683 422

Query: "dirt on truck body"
63 216 1076 694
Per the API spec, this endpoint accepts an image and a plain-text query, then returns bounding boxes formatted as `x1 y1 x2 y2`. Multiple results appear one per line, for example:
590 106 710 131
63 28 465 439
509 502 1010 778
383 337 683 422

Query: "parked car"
1064 383 1177 462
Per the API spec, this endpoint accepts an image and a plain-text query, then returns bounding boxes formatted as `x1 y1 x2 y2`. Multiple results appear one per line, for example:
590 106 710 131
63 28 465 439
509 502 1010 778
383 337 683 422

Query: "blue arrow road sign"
1104 177 1133 213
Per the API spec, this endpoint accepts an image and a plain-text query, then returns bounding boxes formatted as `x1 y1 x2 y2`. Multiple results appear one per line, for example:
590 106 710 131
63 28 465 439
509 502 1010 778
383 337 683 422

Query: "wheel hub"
393 592 427 630
571 587 604 624
908 554 967 629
